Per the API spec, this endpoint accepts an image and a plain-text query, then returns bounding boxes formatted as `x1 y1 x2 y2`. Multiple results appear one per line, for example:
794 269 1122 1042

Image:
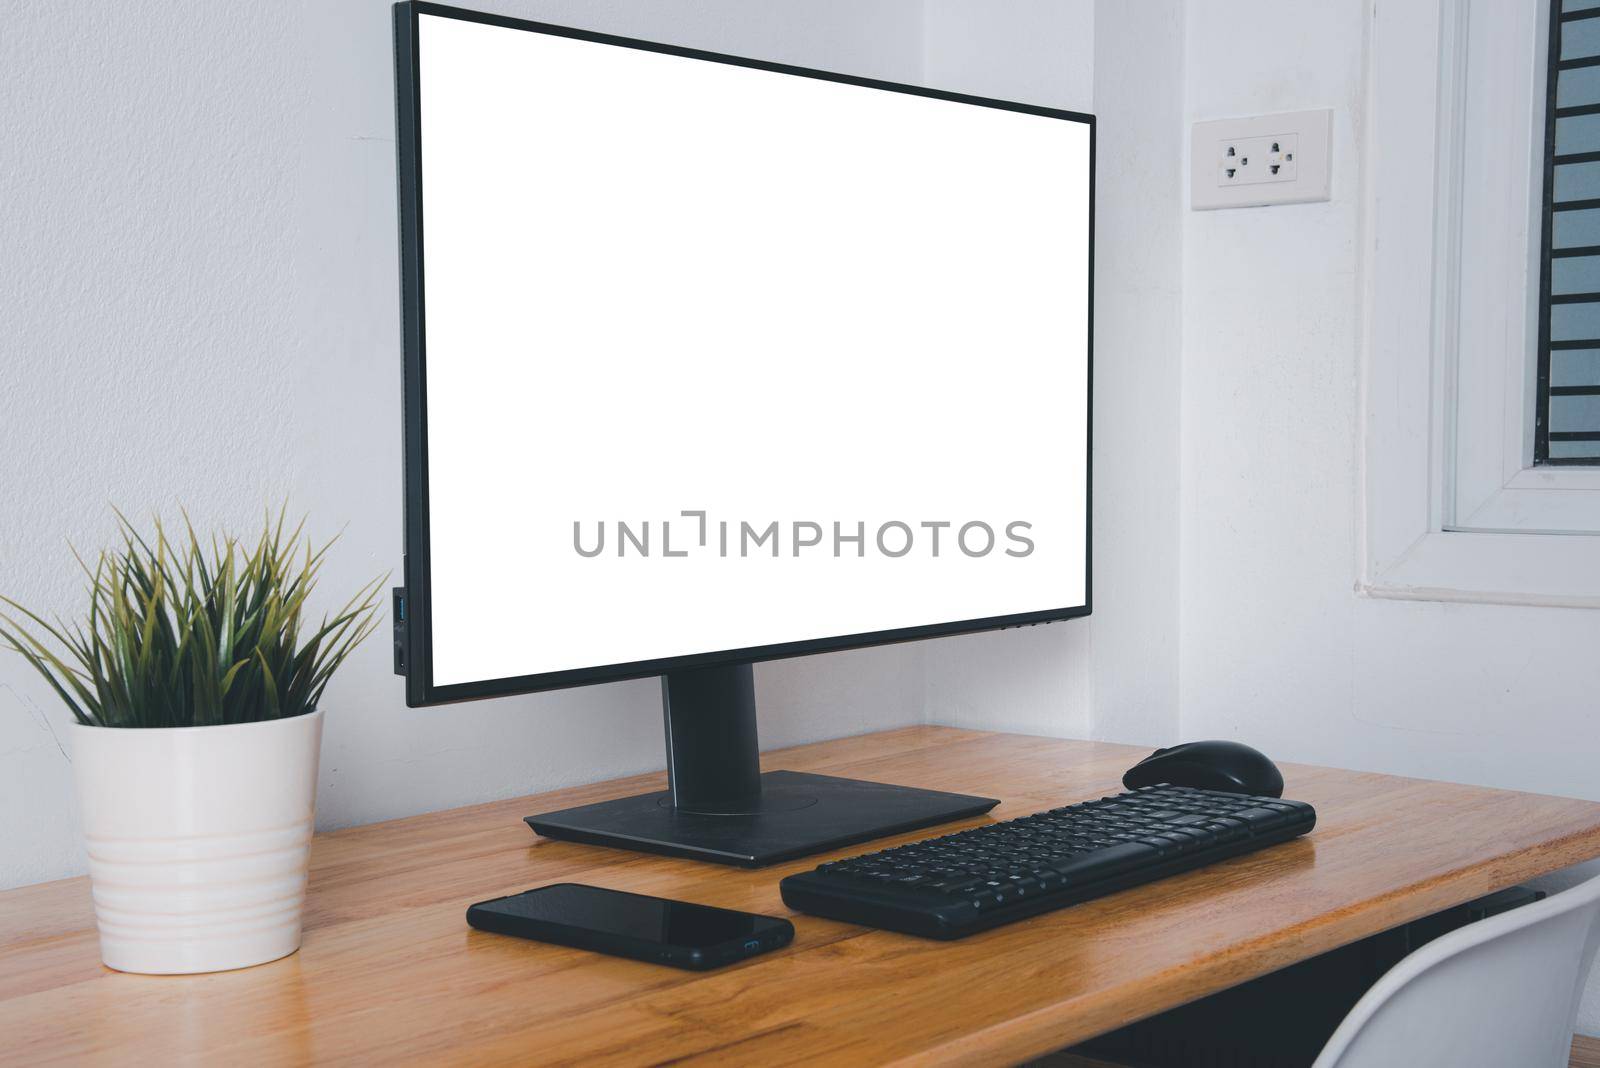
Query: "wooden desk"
5 726 1600 1066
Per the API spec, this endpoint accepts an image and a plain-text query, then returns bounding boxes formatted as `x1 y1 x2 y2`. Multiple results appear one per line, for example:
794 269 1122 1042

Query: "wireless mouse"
1122 739 1285 797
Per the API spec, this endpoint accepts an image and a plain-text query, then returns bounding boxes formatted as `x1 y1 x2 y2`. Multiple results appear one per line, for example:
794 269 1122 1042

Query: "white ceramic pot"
70 709 323 974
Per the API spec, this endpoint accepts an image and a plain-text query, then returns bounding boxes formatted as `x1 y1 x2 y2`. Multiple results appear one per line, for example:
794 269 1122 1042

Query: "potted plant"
0 509 383 974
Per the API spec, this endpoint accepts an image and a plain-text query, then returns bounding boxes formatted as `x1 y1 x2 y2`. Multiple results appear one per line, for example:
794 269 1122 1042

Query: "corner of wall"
1086 0 1185 747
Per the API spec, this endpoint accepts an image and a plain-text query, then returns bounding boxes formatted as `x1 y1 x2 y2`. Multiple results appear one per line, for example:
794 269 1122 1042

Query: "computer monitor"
392 2 1093 865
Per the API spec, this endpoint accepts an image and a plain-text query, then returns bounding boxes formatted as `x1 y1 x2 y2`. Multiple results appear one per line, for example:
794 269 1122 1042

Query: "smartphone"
466 883 795 971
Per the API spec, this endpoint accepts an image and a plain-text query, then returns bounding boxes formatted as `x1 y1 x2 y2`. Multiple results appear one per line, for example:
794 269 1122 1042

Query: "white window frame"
1363 0 1600 608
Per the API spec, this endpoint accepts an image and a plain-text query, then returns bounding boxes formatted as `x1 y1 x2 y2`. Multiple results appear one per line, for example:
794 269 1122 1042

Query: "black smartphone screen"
467 884 794 970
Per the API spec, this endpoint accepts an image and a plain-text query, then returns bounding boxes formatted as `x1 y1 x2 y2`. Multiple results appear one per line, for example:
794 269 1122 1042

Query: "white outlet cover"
1191 108 1332 210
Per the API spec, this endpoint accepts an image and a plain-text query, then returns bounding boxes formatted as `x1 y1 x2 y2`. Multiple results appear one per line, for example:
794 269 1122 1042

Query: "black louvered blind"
1539 0 1600 464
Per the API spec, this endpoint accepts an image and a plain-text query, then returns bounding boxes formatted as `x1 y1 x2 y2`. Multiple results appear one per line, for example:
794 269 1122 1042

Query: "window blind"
1539 0 1600 464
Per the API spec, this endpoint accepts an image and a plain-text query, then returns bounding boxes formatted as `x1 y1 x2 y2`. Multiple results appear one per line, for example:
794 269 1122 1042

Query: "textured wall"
0 0 927 889
1179 0 1600 1033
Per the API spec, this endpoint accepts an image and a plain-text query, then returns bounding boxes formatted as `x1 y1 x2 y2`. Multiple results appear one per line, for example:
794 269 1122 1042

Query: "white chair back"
1312 872 1600 1068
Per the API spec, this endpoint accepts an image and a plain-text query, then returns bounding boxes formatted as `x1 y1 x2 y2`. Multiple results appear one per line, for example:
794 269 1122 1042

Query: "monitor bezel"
394 0 1095 707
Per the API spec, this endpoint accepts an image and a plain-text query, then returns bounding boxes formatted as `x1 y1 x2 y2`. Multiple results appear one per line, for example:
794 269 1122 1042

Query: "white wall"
1083 1 1185 747
1180 0 1600 1033
0 0 928 890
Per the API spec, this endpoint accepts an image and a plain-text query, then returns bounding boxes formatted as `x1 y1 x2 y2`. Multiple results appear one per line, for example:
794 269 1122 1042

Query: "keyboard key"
927 877 984 895
1233 807 1291 830
1048 841 1161 882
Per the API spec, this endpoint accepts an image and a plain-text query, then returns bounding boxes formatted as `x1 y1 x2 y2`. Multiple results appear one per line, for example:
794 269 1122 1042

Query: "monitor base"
526 770 998 867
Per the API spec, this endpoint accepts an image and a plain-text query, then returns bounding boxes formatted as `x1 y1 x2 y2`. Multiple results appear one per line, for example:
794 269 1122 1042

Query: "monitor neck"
662 662 763 814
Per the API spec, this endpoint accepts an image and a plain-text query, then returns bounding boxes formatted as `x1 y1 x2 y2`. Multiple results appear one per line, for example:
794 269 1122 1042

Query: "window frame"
1363 0 1600 608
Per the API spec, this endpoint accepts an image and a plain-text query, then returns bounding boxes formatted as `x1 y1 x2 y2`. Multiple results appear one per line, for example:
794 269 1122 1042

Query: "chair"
1313 872 1600 1067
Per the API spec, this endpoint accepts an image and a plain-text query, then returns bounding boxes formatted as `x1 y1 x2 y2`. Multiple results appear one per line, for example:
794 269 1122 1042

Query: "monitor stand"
525 661 999 867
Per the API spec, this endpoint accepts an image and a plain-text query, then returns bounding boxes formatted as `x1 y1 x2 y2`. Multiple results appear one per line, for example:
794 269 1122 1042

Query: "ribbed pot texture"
70 709 323 974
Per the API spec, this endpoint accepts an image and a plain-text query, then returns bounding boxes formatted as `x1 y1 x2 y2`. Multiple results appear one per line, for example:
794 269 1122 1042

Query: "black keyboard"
779 785 1316 939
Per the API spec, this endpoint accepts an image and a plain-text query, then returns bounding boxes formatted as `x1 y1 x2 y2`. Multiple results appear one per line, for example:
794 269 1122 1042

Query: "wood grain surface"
4 726 1600 1066
1572 1034 1600 1068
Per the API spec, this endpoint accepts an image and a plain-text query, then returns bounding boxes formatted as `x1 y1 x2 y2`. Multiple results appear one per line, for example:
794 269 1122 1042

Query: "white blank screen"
414 13 1091 686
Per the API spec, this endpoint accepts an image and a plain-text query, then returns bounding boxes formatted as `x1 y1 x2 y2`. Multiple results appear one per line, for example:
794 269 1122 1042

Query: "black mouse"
1122 740 1285 797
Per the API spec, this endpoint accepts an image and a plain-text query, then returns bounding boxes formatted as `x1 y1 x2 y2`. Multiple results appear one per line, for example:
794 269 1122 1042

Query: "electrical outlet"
1218 133 1297 186
1192 109 1330 210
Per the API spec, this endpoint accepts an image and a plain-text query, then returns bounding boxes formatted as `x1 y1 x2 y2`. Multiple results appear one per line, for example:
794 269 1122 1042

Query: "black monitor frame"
393 0 1095 710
